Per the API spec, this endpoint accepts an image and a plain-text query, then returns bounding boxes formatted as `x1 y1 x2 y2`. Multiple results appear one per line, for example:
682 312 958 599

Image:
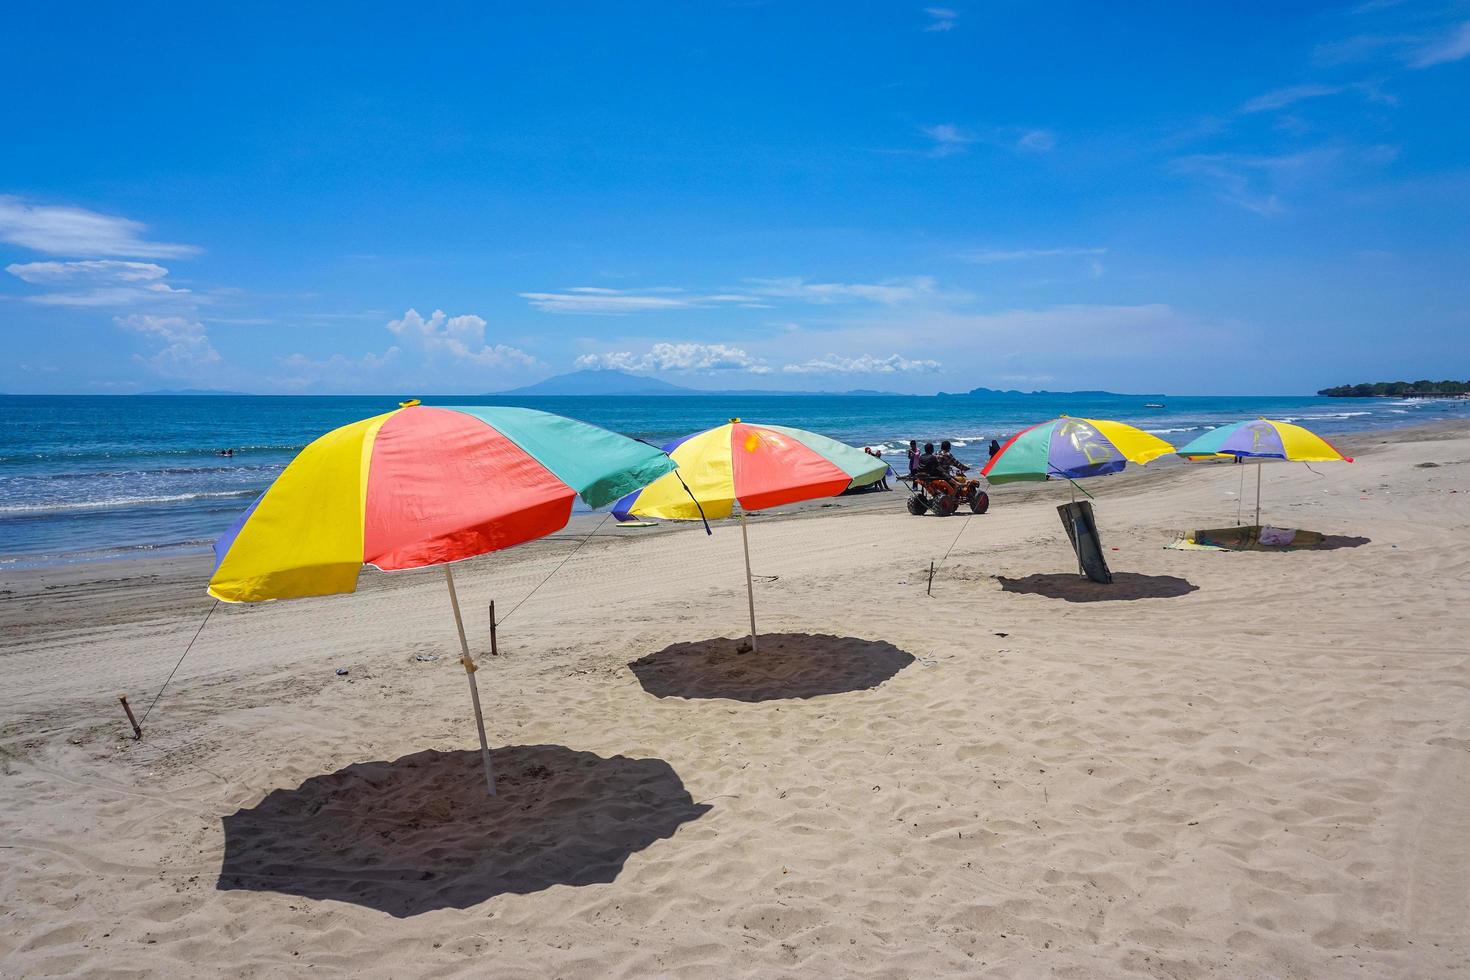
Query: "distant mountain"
494 369 904 397
137 388 254 396
496 370 695 396
939 386 1166 398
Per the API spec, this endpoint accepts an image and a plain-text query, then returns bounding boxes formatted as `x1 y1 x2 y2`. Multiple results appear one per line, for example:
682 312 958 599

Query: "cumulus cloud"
276 348 403 389
386 308 538 367
782 353 942 375
275 308 538 390
575 342 771 374
6 259 190 306
0 196 199 258
115 313 221 375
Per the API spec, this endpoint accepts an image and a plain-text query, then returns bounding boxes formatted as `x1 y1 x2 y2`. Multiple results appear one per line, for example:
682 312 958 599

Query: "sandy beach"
2 420 1469 978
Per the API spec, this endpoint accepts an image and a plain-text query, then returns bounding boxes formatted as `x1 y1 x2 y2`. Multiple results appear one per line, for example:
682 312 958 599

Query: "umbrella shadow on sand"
217 745 709 917
996 572 1199 602
1271 534 1371 551
629 632 915 702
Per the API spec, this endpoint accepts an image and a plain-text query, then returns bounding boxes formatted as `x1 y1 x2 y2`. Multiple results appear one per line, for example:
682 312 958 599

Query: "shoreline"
2 417 1463 585
6 396 1468 571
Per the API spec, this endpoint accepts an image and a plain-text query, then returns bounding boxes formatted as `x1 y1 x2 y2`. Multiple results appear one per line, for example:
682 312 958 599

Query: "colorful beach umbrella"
209 402 677 793
980 416 1174 485
1175 419 1353 526
612 419 886 652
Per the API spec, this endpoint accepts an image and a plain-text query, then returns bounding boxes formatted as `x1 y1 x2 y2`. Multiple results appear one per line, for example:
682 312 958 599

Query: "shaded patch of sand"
629 633 915 701
218 745 709 916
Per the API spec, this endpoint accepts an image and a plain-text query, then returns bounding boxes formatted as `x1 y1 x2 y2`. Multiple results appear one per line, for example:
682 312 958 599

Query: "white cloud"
1017 129 1056 153
1239 83 1345 114
1411 20 1470 68
923 6 957 31
115 314 221 375
6 259 190 306
1170 145 1397 215
575 342 771 374
275 309 537 391
745 276 939 305
0 196 199 258
520 286 765 314
6 259 169 284
959 247 1106 263
921 123 975 157
387 308 538 367
782 353 942 375
1238 80 1397 115
276 348 402 389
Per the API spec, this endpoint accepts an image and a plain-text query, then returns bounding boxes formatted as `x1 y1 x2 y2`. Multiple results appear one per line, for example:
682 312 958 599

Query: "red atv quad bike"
905 473 990 516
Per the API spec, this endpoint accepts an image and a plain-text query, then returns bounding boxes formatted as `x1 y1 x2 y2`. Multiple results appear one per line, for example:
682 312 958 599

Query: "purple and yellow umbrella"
980 417 1173 580
1175 419 1352 526
612 419 887 652
208 403 677 792
980 416 1174 485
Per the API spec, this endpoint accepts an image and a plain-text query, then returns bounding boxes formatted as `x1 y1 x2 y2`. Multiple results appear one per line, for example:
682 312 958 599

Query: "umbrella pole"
1068 483 1084 577
1255 462 1262 528
740 512 758 653
444 564 495 796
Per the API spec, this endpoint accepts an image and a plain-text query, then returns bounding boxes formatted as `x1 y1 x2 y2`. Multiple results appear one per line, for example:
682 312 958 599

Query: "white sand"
2 423 1469 977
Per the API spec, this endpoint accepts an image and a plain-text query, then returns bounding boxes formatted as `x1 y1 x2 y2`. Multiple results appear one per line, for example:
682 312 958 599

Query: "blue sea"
3 392 1467 569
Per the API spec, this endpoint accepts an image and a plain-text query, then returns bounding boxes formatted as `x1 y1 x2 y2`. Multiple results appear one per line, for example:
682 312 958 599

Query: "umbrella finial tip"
730 417 740 423
400 398 421 408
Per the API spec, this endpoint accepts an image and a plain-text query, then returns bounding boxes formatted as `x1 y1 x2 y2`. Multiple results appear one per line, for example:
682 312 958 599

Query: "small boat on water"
1144 402 1165 409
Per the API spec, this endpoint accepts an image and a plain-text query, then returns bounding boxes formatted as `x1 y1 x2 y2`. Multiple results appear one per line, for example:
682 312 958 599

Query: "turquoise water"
3 392 1466 567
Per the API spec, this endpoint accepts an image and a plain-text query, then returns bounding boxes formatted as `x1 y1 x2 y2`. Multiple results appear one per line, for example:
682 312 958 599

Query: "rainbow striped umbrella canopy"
1174 419 1353 462
612 419 885 654
209 404 677 603
612 419 887 521
980 417 1174 485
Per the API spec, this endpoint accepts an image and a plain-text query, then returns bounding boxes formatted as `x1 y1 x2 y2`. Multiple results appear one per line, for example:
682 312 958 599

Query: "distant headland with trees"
1318 380 1470 398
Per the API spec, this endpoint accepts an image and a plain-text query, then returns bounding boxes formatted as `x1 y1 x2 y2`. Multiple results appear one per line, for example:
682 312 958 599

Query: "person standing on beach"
907 440 920 478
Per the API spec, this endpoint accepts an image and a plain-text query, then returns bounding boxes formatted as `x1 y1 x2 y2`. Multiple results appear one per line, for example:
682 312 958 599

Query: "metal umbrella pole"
1255 461 1263 528
739 512 758 653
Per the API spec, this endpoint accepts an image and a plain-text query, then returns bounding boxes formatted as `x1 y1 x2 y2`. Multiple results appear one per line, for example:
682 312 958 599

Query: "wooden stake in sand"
444 564 496 796
926 560 935 597
489 600 499 657
118 694 143 740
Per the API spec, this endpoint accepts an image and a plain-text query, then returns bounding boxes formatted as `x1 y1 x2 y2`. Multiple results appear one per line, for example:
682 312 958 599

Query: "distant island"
493 369 904 397
136 388 254 396
1319 380 1470 398
937 386 1165 398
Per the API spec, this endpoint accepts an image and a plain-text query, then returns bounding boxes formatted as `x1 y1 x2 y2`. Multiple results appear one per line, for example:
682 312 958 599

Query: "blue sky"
2 1 1467 395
